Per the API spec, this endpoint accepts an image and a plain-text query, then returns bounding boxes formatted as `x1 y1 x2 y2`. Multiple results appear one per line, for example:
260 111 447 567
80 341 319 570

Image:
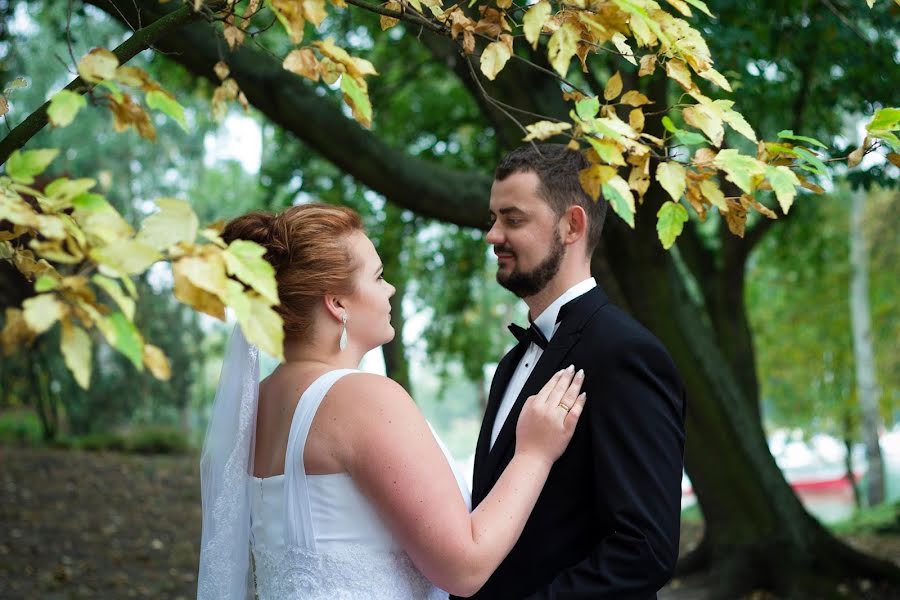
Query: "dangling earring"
339 312 348 351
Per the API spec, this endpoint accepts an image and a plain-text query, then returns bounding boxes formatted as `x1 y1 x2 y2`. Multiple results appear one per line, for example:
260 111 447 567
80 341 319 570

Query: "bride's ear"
322 295 346 322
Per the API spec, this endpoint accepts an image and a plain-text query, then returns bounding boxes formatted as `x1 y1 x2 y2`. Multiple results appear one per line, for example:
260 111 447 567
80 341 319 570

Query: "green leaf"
662 116 678 133
576 97 600 121
662 116 706 145
145 90 187 131
713 149 766 194
340 76 372 128
865 107 900 133
675 130 708 146
34 275 59 292
586 137 626 166
602 176 635 228
682 0 714 17
45 177 96 209
47 90 87 128
793 147 829 176
108 312 144 370
92 274 136 320
6 149 59 184
223 240 279 304
777 130 827 149
656 201 689 249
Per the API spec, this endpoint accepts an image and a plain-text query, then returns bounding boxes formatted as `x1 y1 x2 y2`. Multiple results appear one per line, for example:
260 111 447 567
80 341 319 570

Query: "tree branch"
0 1 198 165
86 0 493 228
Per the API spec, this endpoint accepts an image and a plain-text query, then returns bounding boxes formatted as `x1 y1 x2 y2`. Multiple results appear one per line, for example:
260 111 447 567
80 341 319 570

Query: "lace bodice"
248 369 469 599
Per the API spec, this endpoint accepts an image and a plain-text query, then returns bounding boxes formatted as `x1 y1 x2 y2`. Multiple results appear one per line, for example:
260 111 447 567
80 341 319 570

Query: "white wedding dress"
248 369 471 599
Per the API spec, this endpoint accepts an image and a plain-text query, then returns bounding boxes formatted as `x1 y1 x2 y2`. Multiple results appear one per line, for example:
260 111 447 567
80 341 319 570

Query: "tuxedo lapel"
472 342 527 503
480 286 610 491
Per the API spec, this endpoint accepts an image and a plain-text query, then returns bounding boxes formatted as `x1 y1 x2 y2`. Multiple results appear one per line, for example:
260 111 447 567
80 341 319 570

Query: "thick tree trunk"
848 186 885 506
382 277 412 393
600 194 900 596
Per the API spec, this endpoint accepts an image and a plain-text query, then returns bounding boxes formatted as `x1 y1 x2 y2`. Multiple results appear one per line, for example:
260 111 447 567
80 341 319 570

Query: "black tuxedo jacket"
459 286 686 599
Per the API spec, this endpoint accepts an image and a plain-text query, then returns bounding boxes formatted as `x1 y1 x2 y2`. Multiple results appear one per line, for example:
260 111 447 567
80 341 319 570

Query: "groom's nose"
486 221 503 245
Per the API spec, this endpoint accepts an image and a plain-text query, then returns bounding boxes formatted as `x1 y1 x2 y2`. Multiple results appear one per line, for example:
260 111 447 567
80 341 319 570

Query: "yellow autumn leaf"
225 282 285 361
629 108 645 132
723 198 747 237
173 261 227 320
302 0 328 26
223 240 279 305
548 22 579 77
665 59 693 92
23 293 67 335
604 72 623 102
175 253 230 299
143 344 171 381
214 61 230 80
380 0 401 30
71 193 134 245
683 104 724 146
90 239 162 276
698 179 728 213
656 162 687 202
523 0 551 49
638 54 657 76
77 48 119 83
697 67 732 92
60 319 92 389
136 197 199 251
481 41 512 81
610 33 637 66
765 165 801 214
1 308 36 356
522 120 572 142
620 90 651 107
579 164 617 201
270 0 306 43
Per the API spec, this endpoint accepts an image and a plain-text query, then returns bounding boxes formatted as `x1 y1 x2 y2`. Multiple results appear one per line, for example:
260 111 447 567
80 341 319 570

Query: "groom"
463 144 687 599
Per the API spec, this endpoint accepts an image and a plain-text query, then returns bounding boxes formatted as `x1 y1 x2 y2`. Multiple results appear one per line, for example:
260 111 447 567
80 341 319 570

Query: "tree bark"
848 186 885 506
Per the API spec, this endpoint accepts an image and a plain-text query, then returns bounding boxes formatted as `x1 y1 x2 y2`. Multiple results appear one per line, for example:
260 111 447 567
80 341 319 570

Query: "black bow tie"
508 322 549 349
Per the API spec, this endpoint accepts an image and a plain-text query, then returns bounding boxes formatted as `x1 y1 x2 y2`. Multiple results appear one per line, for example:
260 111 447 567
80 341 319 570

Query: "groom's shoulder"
584 300 669 355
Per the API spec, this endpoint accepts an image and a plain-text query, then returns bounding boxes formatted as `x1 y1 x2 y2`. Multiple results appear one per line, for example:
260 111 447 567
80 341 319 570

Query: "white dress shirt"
489 277 597 448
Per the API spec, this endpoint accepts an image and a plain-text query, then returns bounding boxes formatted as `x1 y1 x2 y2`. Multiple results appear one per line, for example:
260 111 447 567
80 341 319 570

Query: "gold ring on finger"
557 402 571 412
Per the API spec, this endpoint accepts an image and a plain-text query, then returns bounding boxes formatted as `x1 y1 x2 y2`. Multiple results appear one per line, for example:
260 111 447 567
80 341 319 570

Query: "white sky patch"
203 113 263 173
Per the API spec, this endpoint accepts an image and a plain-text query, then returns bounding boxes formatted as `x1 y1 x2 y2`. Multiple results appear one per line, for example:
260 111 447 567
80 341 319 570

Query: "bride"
196 204 586 599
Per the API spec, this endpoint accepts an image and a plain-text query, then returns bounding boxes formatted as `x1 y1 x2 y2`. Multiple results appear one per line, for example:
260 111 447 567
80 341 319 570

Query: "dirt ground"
1 447 898 599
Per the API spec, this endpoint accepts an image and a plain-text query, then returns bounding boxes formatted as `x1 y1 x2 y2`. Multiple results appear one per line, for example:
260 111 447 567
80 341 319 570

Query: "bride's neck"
282 334 365 370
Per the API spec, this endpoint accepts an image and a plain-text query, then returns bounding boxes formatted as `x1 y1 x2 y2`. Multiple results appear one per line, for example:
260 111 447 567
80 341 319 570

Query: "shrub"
127 426 190 455
0 411 43 446
76 432 129 452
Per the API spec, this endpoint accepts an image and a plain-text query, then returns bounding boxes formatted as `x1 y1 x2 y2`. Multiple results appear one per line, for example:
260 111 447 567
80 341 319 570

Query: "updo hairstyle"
222 203 364 336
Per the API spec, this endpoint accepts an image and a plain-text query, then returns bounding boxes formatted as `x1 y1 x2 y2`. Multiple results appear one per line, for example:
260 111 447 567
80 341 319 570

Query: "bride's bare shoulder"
327 372 415 409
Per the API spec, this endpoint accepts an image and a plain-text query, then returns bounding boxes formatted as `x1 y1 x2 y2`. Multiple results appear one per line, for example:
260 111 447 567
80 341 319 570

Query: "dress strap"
283 368 359 550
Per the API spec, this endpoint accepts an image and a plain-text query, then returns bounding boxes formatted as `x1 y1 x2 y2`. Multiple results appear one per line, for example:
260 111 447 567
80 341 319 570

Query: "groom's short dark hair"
494 143 607 253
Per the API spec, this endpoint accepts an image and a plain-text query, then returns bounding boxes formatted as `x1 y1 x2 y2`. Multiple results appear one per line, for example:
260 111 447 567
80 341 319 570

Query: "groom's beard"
495 231 565 298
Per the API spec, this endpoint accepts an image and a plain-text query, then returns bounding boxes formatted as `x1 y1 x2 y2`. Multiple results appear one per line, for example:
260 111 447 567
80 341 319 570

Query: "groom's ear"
562 205 587 245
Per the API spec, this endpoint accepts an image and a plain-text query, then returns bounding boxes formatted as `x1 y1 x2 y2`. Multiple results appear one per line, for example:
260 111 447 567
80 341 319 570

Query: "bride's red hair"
222 203 364 336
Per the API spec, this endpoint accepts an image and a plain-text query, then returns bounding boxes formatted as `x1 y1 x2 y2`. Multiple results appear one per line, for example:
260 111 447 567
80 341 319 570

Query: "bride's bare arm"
326 369 585 597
